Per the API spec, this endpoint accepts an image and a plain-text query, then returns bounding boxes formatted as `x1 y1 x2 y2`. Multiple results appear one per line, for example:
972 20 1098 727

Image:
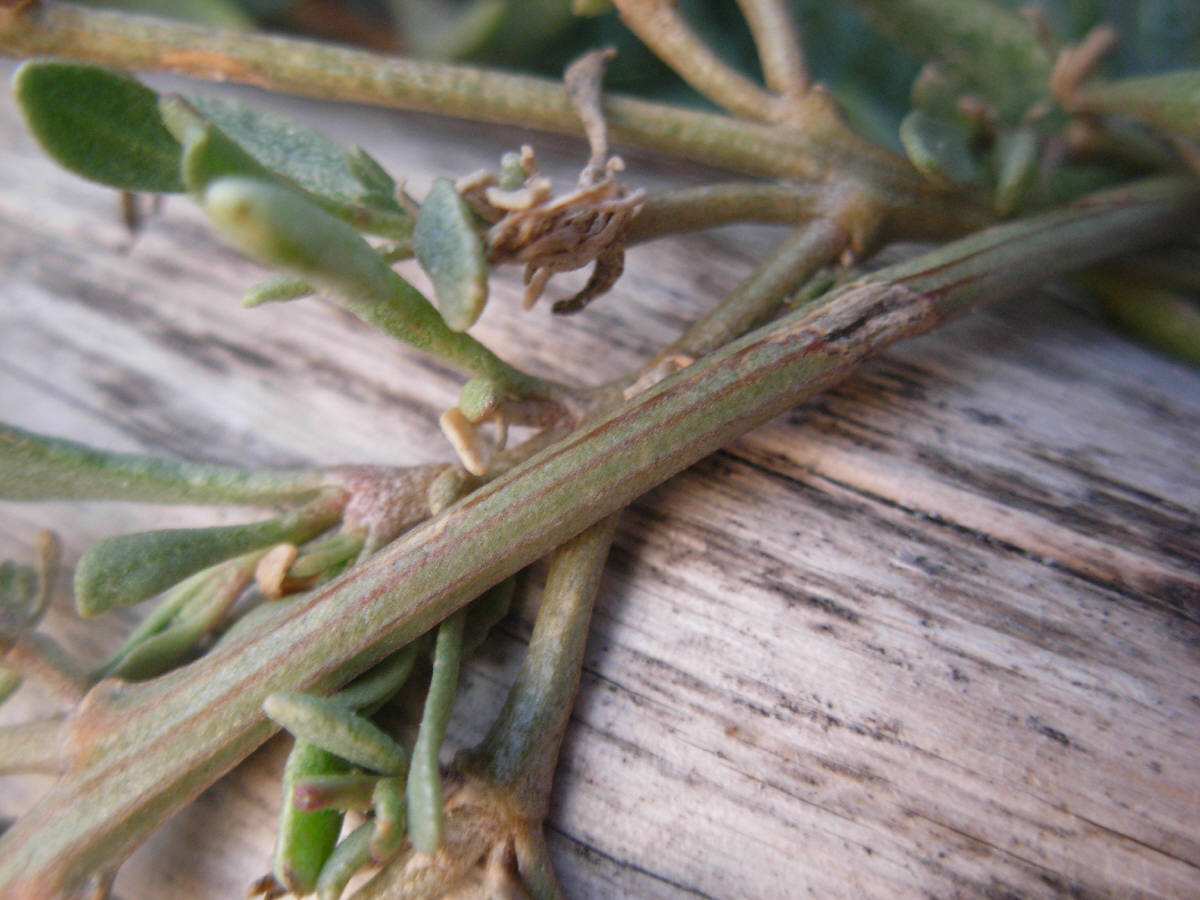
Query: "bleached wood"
1 60 1198 899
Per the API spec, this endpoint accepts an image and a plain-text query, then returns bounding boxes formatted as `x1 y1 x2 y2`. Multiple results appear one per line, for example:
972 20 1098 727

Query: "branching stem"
0 177 1192 898
0 1 985 233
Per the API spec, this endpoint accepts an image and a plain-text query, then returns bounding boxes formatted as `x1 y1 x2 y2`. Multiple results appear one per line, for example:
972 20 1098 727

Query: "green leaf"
413 178 490 332
274 742 348 895
0 560 37 633
0 667 20 707
994 127 1040 216
345 145 398 201
201 176 550 399
0 422 326 504
899 109 980 189
12 61 183 193
74 496 341 616
184 93 404 213
1073 69 1200 141
331 642 421 711
161 93 413 239
1080 271 1200 366
105 553 257 679
241 274 315 307
263 692 410 775
315 822 373 900
406 609 465 853
368 776 406 862
457 376 501 422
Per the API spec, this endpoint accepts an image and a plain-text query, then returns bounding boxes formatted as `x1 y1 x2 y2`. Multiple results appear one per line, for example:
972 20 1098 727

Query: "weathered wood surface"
2 58 1199 899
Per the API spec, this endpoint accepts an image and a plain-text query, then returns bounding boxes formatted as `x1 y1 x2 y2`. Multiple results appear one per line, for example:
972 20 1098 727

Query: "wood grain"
1 59 1198 899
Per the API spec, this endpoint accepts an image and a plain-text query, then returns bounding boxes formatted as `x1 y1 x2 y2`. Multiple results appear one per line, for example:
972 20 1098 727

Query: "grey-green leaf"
994 128 1039 216
899 109 980 189
264 692 410 775
184 93 403 213
413 178 489 332
0 422 325 504
74 498 340 616
12 61 183 193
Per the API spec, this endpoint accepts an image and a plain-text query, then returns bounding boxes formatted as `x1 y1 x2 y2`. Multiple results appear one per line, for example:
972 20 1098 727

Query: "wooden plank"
1 59 1198 898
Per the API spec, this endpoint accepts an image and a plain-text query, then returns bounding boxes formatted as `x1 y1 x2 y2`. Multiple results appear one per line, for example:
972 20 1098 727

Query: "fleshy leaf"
899 109 980 189
315 822 373 900
274 742 348 895
12 61 183 193
263 692 410 775
160 93 412 238
0 667 20 706
994 128 1040 216
0 422 325 504
1071 69 1200 141
406 609 466 853
74 497 341 616
414 178 489 331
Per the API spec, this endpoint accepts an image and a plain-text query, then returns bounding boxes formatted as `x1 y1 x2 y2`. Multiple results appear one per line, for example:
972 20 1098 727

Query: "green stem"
468 515 619 819
627 182 829 243
653 216 850 364
0 177 1194 897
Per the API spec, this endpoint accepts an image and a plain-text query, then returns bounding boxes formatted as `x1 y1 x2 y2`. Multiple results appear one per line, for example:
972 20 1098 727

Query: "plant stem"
0 176 1192 898
467 515 619 819
0 1 985 233
0 715 66 776
653 216 850 365
612 0 781 122
627 182 829 242
2 633 88 702
735 0 810 98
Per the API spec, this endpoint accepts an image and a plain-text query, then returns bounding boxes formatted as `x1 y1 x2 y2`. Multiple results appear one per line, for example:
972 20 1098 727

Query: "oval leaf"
899 109 980 189
413 178 489 331
184 93 403 212
13 61 183 193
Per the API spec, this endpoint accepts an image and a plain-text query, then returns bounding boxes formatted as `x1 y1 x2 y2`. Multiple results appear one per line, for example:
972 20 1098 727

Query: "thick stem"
0 178 1194 897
